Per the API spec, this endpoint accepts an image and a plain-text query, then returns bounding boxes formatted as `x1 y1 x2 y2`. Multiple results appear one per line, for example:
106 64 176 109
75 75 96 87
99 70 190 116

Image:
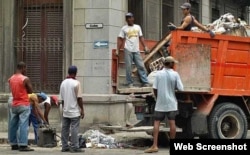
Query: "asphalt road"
0 131 169 155
1 131 250 155
0 145 169 155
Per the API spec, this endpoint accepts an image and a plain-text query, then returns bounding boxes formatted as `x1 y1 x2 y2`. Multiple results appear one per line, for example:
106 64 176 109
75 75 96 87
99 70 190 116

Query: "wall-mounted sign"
94 41 109 48
85 23 103 29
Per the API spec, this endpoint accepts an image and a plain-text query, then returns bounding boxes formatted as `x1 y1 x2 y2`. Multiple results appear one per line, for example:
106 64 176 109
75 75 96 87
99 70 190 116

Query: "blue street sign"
94 41 109 48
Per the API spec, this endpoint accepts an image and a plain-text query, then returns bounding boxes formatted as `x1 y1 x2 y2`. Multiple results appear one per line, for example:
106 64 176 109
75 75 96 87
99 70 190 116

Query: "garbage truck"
112 30 250 139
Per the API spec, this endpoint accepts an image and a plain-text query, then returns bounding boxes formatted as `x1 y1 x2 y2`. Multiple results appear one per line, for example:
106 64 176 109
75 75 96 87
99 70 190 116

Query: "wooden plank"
99 125 123 130
118 87 153 94
132 33 172 73
121 126 182 132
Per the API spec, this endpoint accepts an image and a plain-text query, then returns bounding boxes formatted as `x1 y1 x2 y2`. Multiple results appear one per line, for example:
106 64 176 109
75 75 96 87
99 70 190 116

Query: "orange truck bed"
170 31 250 96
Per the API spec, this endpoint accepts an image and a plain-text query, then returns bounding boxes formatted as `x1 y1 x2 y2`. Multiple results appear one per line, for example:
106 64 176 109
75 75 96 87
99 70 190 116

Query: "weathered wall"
72 0 127 94
0 0 15 93
0 94 140 132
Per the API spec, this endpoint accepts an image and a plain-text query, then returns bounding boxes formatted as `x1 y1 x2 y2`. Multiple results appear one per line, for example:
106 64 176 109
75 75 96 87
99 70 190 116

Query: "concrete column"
72 0 127 94
201 0 210 24
63 0 73 77
0 1 3 92
248 7 250 24
1 0 15 92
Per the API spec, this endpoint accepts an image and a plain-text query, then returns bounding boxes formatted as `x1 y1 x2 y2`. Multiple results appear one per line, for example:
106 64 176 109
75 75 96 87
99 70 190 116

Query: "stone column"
72 0 127 94
201 0 210 24
1 0 15 92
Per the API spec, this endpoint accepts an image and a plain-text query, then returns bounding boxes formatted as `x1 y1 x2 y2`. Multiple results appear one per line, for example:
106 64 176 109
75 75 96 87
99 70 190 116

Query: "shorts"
154 111 179 121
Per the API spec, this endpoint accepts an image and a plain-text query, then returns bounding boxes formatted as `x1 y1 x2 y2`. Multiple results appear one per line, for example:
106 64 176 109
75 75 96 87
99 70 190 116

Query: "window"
190 0 201 20
161 0 174 37
128 0 144 29
15 0 63 93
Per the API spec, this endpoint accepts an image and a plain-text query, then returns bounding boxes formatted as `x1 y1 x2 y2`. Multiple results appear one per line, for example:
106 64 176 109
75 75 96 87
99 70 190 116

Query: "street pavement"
0 144 169 155
2 131 250 155
0 131 169 155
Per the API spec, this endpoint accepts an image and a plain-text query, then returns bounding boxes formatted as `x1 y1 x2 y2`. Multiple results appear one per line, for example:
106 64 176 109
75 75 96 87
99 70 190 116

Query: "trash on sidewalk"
80 129 138 149
81 129 117 149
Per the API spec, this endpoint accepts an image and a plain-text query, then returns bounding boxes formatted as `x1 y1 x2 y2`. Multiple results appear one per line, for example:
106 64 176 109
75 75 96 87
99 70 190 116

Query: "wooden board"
121 126 182 132
118 87 153 94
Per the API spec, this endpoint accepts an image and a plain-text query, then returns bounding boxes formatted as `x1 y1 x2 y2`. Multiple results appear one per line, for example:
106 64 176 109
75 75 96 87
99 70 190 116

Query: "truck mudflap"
190 94 219 135
176 94 219 137
191 111 209 135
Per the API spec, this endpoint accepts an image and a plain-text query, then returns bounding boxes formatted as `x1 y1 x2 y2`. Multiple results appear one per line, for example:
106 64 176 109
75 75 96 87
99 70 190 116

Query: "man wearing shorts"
145 56 183 153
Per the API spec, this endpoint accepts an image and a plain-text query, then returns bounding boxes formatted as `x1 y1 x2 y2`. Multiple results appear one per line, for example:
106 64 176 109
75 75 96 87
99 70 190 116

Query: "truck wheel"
208 102 247 139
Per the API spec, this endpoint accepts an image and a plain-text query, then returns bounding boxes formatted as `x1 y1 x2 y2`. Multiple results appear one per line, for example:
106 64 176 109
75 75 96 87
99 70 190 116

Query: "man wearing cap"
29 92 58 144
37 92 58 124
168 2 215 38
59 65 84 153
28 93 49 145
117 12 150 88
145 56 183 153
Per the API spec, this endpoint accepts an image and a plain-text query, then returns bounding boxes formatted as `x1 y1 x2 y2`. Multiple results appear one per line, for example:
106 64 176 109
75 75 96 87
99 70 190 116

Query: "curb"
0 138 36 145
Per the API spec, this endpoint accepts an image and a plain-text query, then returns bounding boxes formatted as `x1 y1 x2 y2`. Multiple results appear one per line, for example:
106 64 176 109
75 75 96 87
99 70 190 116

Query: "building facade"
0 0 249 95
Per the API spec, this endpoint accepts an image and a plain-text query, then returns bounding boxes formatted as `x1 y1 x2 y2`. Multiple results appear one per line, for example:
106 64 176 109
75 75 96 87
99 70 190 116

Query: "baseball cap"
68 65 77 74
125 12 133 17
37 92 47 100
180 2 191 9
164 56 179 63
51 95 59 106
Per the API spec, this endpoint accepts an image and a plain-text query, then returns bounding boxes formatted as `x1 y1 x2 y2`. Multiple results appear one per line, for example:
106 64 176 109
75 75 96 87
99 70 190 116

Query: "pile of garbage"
192 13 249 37
79 129 135 149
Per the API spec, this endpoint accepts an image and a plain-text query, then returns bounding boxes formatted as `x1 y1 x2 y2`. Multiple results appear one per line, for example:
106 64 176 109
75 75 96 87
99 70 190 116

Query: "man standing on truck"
117 12 150 88
168 2 215 37
144 56 183 153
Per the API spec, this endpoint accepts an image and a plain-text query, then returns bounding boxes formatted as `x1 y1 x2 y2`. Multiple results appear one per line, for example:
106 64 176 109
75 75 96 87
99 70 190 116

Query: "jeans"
61 116 80 149
29 109 39 144
8 97 13 142
9 105 30 146
124 49 149 85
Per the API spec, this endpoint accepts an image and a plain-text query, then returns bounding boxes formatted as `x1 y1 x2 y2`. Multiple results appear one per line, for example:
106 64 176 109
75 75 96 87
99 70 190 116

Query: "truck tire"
208 102 247 139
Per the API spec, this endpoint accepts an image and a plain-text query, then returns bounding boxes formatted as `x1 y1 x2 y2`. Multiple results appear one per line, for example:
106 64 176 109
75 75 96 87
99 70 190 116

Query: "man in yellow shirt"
28 93 48 144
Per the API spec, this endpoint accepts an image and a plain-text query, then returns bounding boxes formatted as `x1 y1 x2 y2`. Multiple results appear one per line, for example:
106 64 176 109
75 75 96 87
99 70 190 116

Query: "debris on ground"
192 13 249 37
79 129 153 149
81 129 117 149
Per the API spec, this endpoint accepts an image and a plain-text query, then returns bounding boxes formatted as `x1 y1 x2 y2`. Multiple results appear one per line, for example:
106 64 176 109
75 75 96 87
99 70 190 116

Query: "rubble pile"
81 129 117 149
80 129 140 149
192 13 249 37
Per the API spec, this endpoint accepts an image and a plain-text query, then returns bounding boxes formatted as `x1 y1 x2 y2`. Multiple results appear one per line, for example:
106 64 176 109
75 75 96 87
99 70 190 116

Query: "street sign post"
85 23 103 29
94 41 109 48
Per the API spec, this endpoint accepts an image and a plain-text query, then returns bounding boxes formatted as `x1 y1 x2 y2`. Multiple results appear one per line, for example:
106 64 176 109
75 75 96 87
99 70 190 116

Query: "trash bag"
78 135 86 148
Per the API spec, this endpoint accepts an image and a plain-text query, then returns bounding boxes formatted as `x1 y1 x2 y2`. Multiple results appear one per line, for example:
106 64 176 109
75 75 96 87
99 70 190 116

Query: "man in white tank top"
37 92 52 124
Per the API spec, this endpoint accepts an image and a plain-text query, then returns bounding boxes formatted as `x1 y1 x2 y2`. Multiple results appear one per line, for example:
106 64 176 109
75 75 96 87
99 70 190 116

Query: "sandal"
144 147 159 153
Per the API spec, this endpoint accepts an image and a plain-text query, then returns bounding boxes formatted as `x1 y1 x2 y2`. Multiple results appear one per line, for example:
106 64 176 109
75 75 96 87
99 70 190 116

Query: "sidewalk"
0 132 36 144
0 131 169 155
0 144 169 155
